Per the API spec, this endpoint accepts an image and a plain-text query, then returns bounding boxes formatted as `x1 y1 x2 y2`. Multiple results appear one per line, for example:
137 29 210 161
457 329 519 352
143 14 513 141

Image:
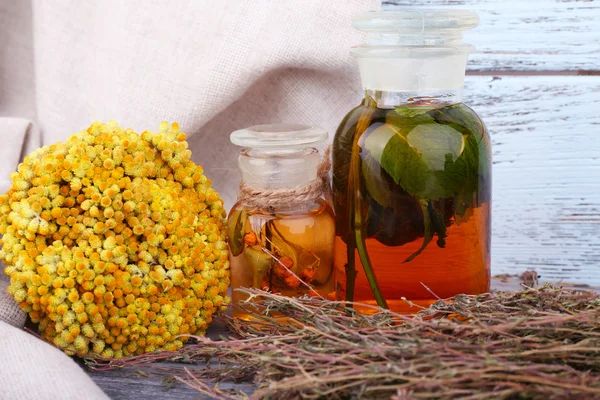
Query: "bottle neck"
356 53 468 96
238 147 320 190
365 87 463 108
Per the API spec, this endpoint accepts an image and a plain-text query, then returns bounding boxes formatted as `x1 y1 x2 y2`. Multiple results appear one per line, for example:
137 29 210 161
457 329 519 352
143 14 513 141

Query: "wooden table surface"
86 318 252 400
84 0 600 398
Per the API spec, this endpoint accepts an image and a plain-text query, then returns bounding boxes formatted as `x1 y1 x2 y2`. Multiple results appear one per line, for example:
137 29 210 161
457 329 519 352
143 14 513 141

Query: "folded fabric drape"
0 118 41 194
1 0 378 208
0 282 110 399
0 321 110 400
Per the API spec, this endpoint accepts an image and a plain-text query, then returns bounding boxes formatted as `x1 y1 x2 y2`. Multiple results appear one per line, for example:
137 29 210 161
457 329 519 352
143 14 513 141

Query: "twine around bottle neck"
237 146 331 209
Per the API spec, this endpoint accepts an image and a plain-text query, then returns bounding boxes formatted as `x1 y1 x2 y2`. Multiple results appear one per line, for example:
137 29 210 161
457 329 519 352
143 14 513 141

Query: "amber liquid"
332 101 492 314
229 200 335 320
334 204 490 314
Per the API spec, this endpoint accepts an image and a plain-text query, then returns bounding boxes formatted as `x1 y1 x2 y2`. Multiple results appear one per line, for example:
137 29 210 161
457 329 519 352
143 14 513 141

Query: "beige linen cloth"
0 0 379 398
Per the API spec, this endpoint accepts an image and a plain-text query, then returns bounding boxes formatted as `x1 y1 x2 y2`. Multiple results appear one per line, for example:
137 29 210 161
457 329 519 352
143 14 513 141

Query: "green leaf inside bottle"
343 103 489 262
228 208 248 257
242 246 272 289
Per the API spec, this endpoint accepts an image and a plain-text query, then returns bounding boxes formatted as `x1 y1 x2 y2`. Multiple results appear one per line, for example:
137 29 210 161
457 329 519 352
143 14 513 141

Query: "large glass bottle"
333 10 491 313
228 124 336 320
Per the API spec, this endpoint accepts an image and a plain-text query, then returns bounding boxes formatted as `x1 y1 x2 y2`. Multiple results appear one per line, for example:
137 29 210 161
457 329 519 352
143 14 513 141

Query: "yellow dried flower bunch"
0 121 230 358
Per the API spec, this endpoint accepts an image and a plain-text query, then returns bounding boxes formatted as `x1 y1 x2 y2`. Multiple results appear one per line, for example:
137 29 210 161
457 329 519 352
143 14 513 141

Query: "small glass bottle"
228 124 336 319
333 10 492 313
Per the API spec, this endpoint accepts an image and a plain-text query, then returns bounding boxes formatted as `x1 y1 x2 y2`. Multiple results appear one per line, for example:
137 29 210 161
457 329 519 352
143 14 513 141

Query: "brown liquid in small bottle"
230 200 336 321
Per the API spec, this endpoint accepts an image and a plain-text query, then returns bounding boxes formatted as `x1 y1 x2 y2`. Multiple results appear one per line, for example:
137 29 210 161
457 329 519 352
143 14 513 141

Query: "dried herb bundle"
87 285 600 399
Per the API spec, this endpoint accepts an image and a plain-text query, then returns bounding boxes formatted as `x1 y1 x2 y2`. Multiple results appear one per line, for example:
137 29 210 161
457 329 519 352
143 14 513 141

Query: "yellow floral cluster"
0 121 230 358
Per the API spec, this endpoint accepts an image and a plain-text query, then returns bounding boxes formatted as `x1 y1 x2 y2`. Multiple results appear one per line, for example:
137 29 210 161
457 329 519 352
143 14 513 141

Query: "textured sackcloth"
0 281 110 399
0 0 379 398
0 321 110 400
0 0 379 209
0 280 26 329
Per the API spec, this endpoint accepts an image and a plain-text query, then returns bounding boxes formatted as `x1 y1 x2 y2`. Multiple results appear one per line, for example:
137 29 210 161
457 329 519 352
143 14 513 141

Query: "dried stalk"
86 284 600 399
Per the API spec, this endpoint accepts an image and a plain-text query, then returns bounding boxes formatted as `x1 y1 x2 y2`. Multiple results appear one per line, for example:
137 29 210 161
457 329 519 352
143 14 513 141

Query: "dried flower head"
0 121 231 358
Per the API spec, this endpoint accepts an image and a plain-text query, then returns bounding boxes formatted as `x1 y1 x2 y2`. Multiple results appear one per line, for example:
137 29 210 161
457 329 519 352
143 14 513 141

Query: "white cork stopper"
352 10 479 92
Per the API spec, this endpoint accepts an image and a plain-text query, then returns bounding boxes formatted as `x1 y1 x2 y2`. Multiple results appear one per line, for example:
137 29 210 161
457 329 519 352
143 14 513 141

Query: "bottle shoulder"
335 102 489 141
450 103 489 137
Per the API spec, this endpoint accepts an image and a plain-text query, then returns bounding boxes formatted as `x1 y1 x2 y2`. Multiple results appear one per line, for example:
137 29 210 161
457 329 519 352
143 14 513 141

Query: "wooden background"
381 0 600 285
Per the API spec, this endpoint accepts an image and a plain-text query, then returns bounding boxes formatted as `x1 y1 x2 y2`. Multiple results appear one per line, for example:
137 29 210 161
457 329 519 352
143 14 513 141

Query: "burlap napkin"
0 280 26 329
1 0 379 209
0 280 110 399
0 324 110 400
